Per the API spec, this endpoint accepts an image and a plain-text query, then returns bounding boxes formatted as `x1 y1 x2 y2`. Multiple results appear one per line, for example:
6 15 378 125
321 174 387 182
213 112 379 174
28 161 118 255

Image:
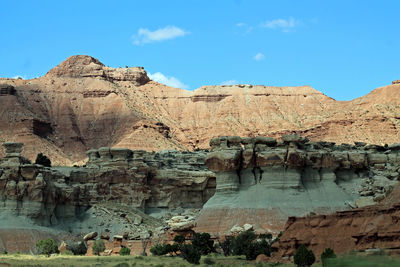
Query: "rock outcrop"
272 202 400 261
2 55 400 165
0 143 215 232
194 135 400 236
45 55 150 85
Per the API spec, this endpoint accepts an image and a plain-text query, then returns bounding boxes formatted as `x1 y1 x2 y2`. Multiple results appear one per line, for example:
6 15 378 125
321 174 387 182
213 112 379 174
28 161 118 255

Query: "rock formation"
194 135 400 236
2 55 400 165
272 189 400 260
0 142 214 243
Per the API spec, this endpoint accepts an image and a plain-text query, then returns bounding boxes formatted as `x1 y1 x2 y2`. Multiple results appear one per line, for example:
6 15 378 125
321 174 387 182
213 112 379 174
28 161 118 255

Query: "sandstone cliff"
1 55 400 164
194 135 400 236
0 142 214 244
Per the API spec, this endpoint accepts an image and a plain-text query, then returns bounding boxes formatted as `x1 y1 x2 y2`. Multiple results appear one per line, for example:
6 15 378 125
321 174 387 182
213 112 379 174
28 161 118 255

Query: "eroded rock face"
46 55 150 85
0 143 215 228
195 135 400 236
272 202 400 261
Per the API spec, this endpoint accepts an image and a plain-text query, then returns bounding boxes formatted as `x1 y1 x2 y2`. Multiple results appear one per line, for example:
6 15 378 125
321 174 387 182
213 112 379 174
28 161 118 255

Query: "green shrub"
244 239 271 260
35 153 51 167
232 230 256 256
36 238 58 256
69 241 87 255
321 248 336 267
219 237 233 256
61 250 73 255
192 232 214 255
294 244 315 267
119 247 131 256
150 244 168 256
181 244 201 265
113 263 129 267
173 235 185 244
92 240 105 256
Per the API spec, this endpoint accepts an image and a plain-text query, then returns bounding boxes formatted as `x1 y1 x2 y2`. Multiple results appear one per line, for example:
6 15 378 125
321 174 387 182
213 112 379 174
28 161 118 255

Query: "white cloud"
261 17 299 32
236 22 246 27
132 25 188 45
148 72 189 89
220 80 239 85
253 53 265 61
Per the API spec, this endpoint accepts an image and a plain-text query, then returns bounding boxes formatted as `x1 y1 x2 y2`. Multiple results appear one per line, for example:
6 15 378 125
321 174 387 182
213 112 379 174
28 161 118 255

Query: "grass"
0 254 292 267
1 253 400 267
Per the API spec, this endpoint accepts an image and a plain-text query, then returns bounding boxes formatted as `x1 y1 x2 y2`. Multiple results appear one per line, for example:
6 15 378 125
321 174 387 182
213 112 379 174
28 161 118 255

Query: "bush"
119 247 131 256
321 248 336 267
61 250 73 255
92 240 105 256
35 153 51 167
150 244 168 256
219 237 233 256
294 245 315 267
36 238 59 256
244 238 271 260
69 241 87 255
192 232 214 255
173 235 185 245
232 230 256 256
180 244 201 265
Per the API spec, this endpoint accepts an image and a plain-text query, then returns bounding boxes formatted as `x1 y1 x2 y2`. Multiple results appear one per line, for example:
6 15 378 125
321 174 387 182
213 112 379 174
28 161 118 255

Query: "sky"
1 0 400 101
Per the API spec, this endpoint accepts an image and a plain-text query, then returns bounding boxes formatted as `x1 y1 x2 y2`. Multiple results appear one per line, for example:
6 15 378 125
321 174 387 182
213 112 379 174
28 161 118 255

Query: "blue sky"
1 0 399 100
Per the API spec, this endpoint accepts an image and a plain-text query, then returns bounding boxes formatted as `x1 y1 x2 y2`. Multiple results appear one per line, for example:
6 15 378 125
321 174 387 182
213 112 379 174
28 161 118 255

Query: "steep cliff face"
0 142 215 237
272 200 400 261
1 55 400 164
194 135 400 236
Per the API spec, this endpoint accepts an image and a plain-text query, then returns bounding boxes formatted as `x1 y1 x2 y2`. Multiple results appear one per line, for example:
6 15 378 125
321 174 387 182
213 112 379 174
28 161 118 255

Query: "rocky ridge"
194 135 400 236
0 142 214 245
1 55 400 164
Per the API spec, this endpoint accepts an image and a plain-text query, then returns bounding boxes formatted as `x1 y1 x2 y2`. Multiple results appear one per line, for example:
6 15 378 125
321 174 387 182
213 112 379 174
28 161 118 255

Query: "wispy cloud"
236 22 253 34
132 26 188 45
253 53 265 61
221 80 239 85
148 72 189 89
260 17 299 32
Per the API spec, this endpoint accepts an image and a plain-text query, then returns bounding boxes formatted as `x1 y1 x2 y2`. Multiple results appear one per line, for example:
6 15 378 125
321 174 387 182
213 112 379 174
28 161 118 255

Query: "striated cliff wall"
194 135 400 236
0 142 215 230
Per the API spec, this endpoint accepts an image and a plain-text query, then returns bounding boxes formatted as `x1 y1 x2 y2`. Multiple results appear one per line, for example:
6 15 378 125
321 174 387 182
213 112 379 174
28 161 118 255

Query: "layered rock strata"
194 135 400 236
0 143 215 229
272 202 400 261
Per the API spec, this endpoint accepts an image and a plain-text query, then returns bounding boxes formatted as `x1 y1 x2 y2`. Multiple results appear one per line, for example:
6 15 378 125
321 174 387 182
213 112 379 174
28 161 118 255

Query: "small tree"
119 247 131 256
150 244 167 256
219 237 233 256
294 245 315 267
232 230 256 256
321 248 336 267
191 232 214 255
36 238 58 256
35 153 51 167
92 240 105 256
180 244 201 265
69 241 87 255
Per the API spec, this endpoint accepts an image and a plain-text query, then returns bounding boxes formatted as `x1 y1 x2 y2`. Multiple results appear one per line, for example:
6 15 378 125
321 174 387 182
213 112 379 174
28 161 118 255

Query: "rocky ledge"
0 142 215 238
195 135 400 236
45 55 150 85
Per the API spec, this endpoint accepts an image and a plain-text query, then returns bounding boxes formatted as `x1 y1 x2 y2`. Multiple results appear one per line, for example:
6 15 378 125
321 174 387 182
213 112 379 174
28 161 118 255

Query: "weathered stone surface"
195 135 400 236
0 143 215 232
272 186 400 261
83 232 98 241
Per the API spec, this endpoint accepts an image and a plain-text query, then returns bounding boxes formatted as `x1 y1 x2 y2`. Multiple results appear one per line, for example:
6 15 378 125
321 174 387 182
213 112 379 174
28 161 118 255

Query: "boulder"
83 232 98 241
